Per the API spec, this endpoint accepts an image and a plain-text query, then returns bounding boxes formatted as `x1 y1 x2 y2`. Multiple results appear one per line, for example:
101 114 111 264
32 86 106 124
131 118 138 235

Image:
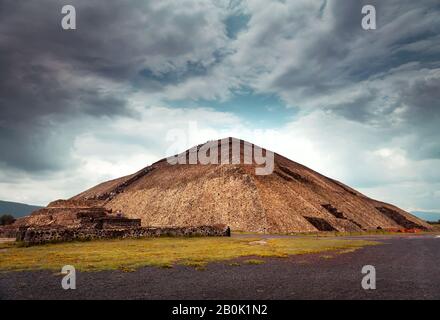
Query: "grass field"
234 229 438 237
0 236 378 272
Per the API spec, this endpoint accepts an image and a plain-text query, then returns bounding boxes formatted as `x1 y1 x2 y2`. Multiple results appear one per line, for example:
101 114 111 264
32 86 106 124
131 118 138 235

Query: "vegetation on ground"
0 214 15 226
236 229 439 237
244 259 265 265
0 236 378 272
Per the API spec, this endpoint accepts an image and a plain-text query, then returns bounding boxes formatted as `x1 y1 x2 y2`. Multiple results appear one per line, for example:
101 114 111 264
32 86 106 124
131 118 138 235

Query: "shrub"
0 214 16 226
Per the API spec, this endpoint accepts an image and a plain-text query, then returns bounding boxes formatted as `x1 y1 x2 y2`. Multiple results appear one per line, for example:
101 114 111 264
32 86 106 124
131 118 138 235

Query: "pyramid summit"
165 137 274 175
65 137 429 233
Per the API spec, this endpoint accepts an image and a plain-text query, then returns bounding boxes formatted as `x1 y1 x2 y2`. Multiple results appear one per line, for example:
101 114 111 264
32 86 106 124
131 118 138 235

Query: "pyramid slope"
71 138 430 233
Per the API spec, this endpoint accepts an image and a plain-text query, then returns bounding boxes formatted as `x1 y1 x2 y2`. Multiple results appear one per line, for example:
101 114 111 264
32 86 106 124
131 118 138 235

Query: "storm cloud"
0 0 229 171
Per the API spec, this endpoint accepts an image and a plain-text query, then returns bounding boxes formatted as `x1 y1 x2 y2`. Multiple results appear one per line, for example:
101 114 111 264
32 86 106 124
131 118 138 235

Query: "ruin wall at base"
1 225 230 246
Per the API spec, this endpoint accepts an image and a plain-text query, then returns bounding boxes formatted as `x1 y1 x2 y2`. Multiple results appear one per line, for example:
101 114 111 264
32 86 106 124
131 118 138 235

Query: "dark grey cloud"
261 0 440 160
271 0 439 90
398 75 440 159
0 0 229 172
326 90 381 123
0 1 130 171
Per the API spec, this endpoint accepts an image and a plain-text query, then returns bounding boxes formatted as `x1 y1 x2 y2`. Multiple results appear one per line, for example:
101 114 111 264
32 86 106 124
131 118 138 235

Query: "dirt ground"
1 234 439 300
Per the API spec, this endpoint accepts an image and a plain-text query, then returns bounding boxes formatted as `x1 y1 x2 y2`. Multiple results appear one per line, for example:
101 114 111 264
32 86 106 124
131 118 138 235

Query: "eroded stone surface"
0 199 231 245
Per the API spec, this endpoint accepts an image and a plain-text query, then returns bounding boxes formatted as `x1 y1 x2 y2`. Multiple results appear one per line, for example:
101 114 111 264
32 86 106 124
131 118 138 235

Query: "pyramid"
66 138 429 233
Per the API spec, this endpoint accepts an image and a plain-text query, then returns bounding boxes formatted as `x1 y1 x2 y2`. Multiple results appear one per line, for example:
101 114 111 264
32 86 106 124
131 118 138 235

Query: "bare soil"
1 234 439 300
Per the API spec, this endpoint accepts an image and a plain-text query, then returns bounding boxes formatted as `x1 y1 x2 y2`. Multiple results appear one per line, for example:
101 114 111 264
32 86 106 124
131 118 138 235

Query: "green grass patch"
0 237 378 272
244 259 265 265
254 229 438 237
228 262 240 267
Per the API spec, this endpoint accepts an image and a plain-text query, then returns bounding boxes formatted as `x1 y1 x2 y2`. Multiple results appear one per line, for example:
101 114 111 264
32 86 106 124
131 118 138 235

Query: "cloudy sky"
0 0 439 218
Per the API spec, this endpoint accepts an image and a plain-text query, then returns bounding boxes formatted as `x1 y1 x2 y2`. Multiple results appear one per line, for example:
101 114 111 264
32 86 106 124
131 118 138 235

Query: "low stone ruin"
0 200 231 245
13 225 231 246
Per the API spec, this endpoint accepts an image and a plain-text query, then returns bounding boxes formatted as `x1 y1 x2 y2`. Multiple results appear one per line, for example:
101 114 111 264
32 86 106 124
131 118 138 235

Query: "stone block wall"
98 217 142 230
12 225 230 246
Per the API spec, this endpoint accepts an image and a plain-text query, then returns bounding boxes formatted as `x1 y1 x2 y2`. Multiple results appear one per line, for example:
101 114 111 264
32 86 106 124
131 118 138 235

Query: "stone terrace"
0 200 230 245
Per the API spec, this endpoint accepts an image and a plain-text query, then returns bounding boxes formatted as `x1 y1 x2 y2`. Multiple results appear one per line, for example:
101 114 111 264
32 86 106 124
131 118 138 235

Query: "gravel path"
1 234 439 300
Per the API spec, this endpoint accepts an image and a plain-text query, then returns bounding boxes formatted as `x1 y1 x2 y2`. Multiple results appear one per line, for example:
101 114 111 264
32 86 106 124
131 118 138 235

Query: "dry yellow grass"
244 259 265 265
0 237 378 272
